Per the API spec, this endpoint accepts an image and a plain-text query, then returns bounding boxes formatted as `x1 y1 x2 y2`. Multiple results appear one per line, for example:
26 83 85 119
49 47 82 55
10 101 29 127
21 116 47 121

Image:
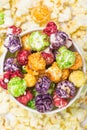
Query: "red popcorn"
0 78 7 89
3 71 10 83
10 70 23 78
43 22 57 36
7 25 22 35
16 91 33 105
53 92 68 108
41 51 54 65
17 50 30 65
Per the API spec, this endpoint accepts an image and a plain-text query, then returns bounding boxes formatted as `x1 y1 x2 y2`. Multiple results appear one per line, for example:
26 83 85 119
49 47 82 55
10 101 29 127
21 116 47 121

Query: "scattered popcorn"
0 0 87 130
58 7 72 22
0 0 10 9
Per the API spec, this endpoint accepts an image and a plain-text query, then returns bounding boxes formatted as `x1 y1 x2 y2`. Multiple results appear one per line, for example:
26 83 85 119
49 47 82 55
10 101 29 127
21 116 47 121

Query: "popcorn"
69 70 86 88
58 7 71 22
0 0 87 130
1 10 14 27
0 0 10 9
0 101 9 114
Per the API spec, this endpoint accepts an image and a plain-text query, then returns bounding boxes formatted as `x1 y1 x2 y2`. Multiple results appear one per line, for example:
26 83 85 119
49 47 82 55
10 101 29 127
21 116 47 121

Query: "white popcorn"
58 7 72 22
74 14 87 27
21 21 40 31
60 0 76 4
77 0 87 9
0 10 14 28
0 0 10 9
15 0 41 16
0 102 9 114
43 0 54 7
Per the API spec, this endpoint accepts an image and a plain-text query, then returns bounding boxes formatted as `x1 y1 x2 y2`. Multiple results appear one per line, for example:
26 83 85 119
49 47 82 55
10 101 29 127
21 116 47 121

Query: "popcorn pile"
0 22 86 114
0 0 87 129
0 0 87 63
0 87 87 130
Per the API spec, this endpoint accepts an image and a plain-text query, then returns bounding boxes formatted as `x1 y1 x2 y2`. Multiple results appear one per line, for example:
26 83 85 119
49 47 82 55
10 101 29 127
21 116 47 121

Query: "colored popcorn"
2 22 85 113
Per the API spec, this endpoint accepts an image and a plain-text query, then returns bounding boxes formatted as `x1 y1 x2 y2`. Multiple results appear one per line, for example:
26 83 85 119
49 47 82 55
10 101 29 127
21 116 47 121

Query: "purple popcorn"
35 93 53 113
55 80 76 98
4 58 19 72
50 31 69 50
35 76 51 94
4 34 22 53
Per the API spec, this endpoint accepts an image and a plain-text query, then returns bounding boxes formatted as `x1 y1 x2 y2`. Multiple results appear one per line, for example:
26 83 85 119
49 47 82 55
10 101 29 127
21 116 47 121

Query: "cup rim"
0 28 86 114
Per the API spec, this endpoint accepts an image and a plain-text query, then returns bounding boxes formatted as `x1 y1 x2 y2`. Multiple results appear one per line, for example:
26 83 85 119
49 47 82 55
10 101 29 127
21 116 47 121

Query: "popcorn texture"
0 0 87 129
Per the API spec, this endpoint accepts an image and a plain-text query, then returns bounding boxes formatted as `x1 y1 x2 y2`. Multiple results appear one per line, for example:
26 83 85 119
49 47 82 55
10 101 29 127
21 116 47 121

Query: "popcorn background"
0 0 87 129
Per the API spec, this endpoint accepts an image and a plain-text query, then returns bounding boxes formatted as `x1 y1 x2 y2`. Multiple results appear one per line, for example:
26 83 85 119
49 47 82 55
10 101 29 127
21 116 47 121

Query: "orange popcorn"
61 69 70 80
70 52 83 70
31 5 51 25
21 35 31 50
46 62 62 83
28 52 46 71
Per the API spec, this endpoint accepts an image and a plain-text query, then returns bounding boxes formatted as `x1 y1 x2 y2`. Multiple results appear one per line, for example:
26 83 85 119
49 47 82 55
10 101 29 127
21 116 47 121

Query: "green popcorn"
21 66 27 73
28 31 50 51
56 46 75 69
27 99 35 109
0 12 4 25
8 77 27 97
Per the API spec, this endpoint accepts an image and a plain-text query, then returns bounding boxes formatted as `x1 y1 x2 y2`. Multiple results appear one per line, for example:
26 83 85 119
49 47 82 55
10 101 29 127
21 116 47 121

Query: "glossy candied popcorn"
0 12 4 25
16 91 33 105
35 76 51 94
35 93 53 113
56 46 76 69
55 80 76 98
43 22 57 36
27 99 35 109
2 21 85 113
8 77 27 97
28 31 50 51
4 34 22 53
17 49 30 65
24 73 36 87
7 25 22 35
70 52 83 70
41 51 54 65
31 5 51 25
50 31 72 50
0 78 7 89
4 58 19 72
69 70 86 88
46 62 62 83
28 52 46 71
61 69 70 80
53 92 68 108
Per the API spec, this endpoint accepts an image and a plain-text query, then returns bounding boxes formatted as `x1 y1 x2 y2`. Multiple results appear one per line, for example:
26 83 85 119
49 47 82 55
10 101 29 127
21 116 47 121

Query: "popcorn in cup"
0 22 86 114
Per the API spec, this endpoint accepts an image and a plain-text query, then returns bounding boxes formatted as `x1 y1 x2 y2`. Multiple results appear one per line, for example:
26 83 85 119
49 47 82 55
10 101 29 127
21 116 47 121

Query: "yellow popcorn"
69 70 86 87
10 107 28 117
24 73 36 87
